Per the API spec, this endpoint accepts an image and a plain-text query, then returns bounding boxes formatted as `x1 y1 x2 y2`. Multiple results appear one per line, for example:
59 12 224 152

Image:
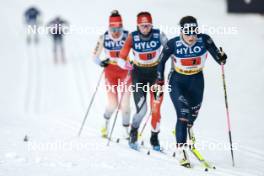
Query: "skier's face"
109 27 123 38
138 23 152 35
182 33 197 45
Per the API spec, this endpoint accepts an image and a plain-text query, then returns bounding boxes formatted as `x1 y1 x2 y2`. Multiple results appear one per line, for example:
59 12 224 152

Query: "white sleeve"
92 35 104 60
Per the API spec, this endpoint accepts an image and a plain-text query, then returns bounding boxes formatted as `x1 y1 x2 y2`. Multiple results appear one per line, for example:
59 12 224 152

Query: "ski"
189 146 216 171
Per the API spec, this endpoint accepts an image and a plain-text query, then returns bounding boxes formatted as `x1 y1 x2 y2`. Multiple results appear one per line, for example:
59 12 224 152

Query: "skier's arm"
203 34 227 65
116 33 133 70
92 35 105 66
119 34 133 61
157 39 174 81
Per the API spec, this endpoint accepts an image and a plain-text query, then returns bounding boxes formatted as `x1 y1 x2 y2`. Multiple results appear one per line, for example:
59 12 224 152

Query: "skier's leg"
26 32 31 45
26 23 33 44
120 90 131 126
131 83 147 130
187 73 204 127
34 23 39 44
101 70 118 137
150 87 164 132
169 72 191 166
129 72 147 147
104 71 119 120
119 72 131 126
149 87 164 150
169 77 190 146
185 72 204 145
119 72 131 138
53 37 58 64
60 37 66 64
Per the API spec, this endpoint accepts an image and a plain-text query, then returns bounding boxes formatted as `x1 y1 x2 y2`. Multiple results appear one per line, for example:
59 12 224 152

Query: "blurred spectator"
24 6 41 44
47 16 69 64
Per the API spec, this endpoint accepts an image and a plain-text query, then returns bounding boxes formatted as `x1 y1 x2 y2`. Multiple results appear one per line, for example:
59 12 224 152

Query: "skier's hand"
117 58 133 71
156 79 165 87
217 47 227 65
93 57 109 68
100 58 110 67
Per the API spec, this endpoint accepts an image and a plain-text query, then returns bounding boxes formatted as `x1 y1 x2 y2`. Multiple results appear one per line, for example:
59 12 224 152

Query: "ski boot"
101 120 109 138
129 127 139 150
177 145 191 168
150 131 161 151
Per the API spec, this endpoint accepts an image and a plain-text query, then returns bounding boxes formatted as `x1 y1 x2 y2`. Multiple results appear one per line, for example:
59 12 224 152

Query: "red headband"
137 14 152 25
109 16 123 27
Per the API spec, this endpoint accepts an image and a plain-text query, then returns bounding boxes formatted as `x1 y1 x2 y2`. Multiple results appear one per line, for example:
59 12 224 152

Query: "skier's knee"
188 112 198 127
137 102 147 117
108 101 118 111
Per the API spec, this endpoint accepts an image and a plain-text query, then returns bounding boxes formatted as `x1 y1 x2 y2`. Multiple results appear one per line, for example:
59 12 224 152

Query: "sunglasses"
110 27 123 33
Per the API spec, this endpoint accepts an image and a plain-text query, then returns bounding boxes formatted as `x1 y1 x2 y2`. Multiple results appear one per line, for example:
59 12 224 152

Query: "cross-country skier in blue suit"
156 16 227 167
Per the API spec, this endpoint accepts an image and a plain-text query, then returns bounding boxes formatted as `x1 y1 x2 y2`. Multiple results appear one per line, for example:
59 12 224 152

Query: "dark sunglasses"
110 27 123 33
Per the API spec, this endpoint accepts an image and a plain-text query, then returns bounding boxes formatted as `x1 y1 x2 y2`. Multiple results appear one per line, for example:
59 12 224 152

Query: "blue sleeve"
157 39 174 80
202 34 221 64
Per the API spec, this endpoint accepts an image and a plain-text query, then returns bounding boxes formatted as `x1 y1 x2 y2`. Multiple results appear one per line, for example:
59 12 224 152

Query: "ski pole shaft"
107 71 131 146
139 111 151 138
78 70 104 137
221 63 235 167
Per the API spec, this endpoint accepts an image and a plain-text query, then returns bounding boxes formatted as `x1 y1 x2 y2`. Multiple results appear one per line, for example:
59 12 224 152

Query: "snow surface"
0 0 264 175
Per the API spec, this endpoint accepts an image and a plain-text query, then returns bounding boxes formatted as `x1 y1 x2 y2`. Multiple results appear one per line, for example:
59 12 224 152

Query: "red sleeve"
119 34 133 61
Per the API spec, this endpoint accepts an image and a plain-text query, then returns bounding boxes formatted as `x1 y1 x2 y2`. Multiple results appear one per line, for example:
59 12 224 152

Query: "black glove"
217 52 227 65
217 47 227 65
100 58 110 67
